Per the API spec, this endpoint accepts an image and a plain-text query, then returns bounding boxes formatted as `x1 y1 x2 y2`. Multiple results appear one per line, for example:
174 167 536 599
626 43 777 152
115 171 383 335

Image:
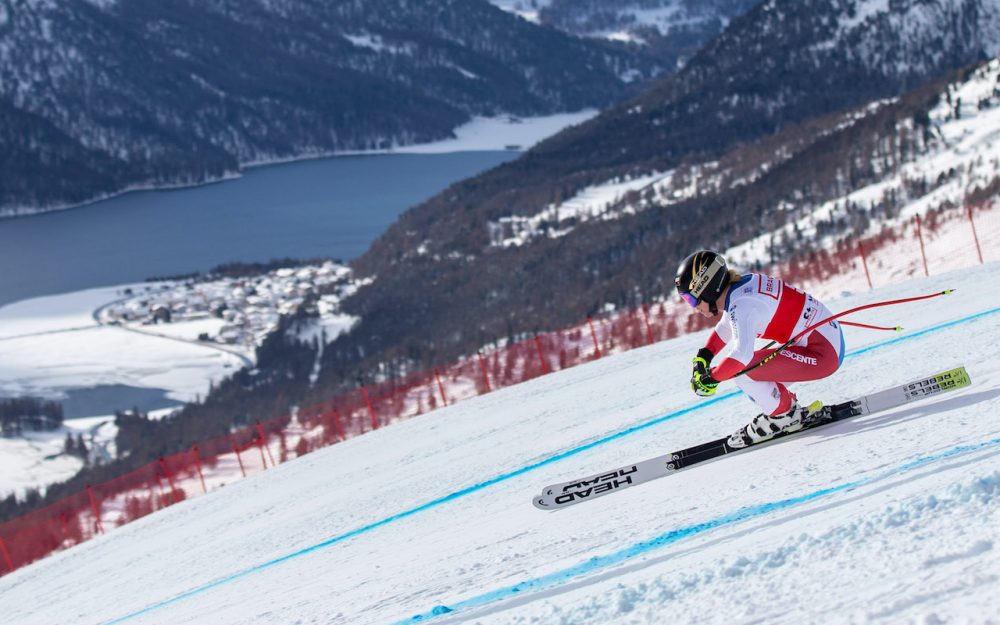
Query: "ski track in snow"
417 444 1000 625
2 265 1000 625
114 311 1000 625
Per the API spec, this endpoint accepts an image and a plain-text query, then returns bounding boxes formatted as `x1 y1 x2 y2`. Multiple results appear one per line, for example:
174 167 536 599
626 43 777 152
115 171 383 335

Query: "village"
96 261 358 350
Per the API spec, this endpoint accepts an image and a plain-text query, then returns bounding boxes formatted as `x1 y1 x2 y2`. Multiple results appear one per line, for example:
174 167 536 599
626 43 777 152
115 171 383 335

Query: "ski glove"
690 348 719 397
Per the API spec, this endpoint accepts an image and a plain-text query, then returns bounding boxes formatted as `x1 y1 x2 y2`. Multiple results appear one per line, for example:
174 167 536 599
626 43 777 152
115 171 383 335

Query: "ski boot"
727 400 824 449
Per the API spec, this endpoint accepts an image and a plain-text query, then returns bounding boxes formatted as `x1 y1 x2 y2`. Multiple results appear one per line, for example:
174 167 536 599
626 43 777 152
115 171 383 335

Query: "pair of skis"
533 366 971 511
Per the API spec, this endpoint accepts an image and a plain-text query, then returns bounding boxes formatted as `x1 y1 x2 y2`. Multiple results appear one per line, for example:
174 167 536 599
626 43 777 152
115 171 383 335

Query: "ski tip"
532 496 553 511
894 325 904 332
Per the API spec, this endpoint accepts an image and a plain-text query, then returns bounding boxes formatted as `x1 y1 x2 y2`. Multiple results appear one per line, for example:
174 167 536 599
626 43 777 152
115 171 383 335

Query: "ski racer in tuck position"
675 250 845 448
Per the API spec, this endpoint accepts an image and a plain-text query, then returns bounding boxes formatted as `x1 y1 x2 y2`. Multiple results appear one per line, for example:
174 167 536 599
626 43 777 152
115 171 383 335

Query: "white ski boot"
727 400 824 449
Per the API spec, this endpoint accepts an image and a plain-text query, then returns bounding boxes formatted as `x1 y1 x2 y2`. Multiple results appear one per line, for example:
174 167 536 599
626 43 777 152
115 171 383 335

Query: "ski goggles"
679 292 699 308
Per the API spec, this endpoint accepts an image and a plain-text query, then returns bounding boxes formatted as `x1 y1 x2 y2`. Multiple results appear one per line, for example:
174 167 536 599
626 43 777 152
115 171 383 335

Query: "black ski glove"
690 348 719 397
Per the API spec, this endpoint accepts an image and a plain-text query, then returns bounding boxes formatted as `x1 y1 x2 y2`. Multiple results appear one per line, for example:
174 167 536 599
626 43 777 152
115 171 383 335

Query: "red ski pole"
839 321 903 332
734 289 953 378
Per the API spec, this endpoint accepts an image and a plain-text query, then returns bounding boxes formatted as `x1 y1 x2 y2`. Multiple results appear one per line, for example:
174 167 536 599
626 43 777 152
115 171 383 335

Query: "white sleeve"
722 300 758 366
714 316 732 344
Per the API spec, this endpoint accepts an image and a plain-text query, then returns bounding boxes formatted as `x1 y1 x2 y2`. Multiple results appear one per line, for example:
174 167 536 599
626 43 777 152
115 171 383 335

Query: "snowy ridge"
490 1 755 52
489 57 1000 256
488 171 666 248
728 58 1000 268
2 262 998 624
832 0 1000 73
488 0 551 24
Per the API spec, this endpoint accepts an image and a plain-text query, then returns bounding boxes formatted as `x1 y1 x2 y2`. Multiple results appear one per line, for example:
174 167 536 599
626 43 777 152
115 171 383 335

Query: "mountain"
0 0 660 216
492 0 762 70
3 0 998 520
7 50 995 532
331 0 1000 386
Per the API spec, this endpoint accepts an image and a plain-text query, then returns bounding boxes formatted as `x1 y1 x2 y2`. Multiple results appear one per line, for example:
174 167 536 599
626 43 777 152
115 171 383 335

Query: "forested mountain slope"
0 0 658 215
336 0 1000 388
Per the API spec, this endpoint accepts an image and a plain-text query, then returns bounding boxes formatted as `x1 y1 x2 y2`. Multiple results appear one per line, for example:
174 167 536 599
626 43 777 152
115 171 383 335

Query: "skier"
674 250 845 448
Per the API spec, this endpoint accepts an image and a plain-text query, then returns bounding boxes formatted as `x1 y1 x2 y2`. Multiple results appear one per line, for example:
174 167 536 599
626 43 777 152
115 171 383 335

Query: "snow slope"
2 264 998 625
488 57 1000 255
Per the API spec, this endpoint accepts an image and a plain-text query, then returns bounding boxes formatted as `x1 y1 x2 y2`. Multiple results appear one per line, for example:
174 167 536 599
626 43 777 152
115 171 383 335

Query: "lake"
0 151 517 307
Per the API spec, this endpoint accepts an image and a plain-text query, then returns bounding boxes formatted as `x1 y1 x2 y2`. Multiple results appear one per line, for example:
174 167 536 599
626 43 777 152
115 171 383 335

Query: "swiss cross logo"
757 276 781 300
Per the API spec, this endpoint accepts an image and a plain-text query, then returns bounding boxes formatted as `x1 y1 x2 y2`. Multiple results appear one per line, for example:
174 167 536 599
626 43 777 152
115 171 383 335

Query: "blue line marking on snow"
848 305 999 356
101 306 999 624
396 435 1000 624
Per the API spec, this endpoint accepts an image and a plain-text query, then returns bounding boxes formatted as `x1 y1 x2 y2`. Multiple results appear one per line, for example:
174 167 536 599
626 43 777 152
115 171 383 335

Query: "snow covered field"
0 284 246 405
2 262 997 625
0 284 245 496
0 264 364 496
0 415 109 499
340 111 597 156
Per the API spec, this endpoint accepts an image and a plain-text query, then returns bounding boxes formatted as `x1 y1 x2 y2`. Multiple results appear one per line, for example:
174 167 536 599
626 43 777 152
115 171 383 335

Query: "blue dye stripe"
849 305 999 356
102 305 999 625
397 435 1000 624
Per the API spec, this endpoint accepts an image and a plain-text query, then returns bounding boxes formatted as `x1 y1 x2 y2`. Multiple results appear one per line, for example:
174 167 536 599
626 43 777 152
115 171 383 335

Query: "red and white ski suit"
704 274 845 416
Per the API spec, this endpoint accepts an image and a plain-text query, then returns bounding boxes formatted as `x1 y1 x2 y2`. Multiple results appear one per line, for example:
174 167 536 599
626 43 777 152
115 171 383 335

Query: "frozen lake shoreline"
0 111 596 308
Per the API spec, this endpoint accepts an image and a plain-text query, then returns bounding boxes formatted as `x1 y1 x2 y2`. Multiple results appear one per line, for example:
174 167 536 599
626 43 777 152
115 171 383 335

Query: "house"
151 306 172 324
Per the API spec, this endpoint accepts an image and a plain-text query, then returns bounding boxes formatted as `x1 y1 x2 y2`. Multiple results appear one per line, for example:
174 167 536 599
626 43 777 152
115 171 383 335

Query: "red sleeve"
711 357 745 381
704 330 726 356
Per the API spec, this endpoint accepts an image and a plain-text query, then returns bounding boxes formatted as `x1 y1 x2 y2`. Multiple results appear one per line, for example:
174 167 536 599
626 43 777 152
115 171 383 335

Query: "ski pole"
838 320 903 332
734 289 953 379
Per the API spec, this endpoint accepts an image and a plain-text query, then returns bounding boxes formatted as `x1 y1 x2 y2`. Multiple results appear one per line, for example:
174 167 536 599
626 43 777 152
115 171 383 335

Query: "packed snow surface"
2 264 998 624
